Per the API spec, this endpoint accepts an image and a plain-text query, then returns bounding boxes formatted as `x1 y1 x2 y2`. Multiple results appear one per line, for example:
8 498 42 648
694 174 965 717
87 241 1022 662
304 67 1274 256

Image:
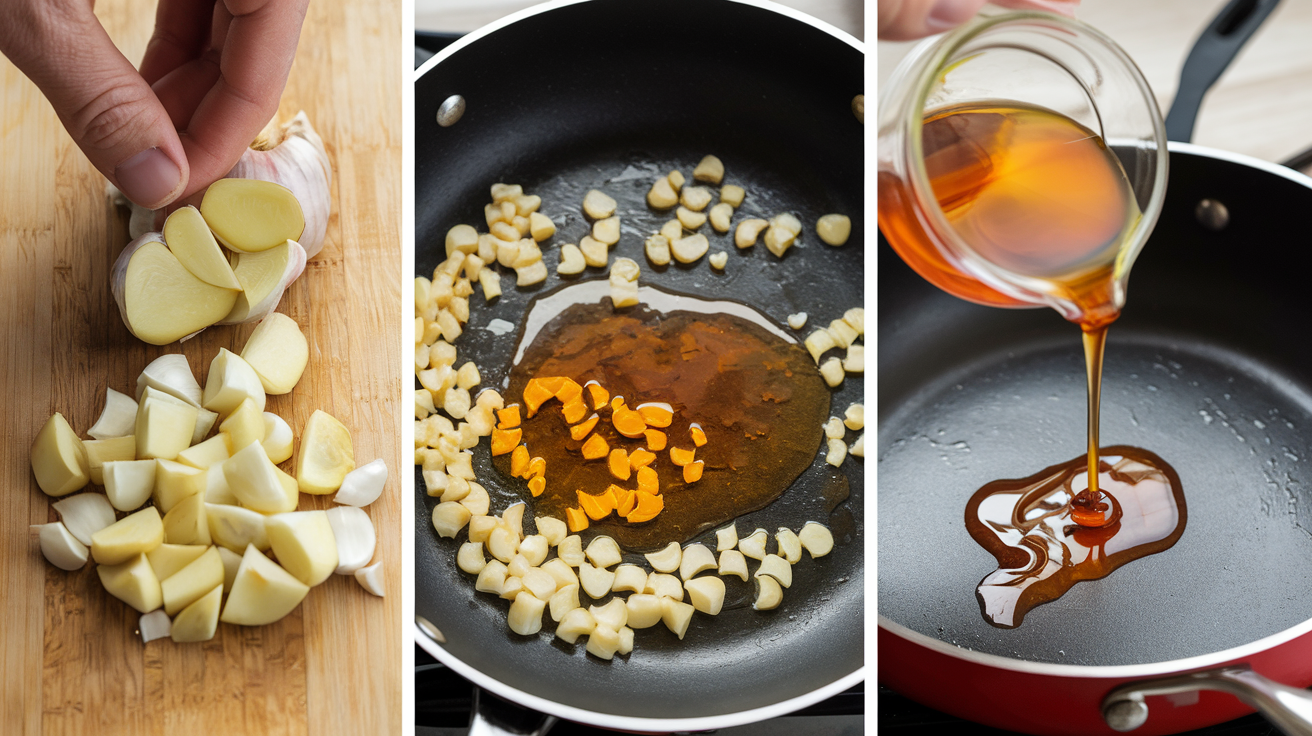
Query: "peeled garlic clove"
202 348 267 414
549 583 581 622
432 502 473 539
585 536 622 568
457 542 486 574
111 234 240 345
541 558 578 589
31 412 90 497
502 502 526 539
714 523 738 552
475 559 508 594
661 597 695 639
798 522 834 558
679 543 717 581
684 575 726 615
851 433 865 458
52 492 117 546
162 205 241 289
693 155 725 185
578 562 615 599
557 243 587 275
326 505 376 575
206 503 270 552
353 561 385 597
220 545 310 625
583 189 617 219
735 218 768 249
611 564 647 594
161 546 224 615
34 521 89 570
756 554 793 588
217 239 308 325
843 343 865 373
671 233 709 263
139 609 172 643
816 213 851 246
825 436 848 465
522 568 558 600
753 574 784 611
558 534 585 567
644 541 681 573
718 550 749 581
224 442 295 513
644 234 671 266
776 528 803 564
519 535 549 567
200 178 304 253
508 591 547 636
88 387 138 440
645 573 684 601
333 458 387 507
266 510 339 587
136 354 202 407
297 409 355 494
240 313 309 394
787 312 808 330
104 459 158 511
555 607 595 644
262 412 295 465
535 516 567 546
589 598 628 631
625 593 663 629
739 528 769 560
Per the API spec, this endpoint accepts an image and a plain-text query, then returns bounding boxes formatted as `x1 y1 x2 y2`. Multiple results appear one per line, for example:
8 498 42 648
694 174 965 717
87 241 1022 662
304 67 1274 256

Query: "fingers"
1 1 190 208
173 0 308 200
138 0 215 86
879 0 1080 40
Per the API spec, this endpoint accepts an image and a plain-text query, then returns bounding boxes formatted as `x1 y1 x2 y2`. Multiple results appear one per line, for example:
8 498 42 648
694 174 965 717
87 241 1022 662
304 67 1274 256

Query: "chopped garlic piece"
660 219 683 243
715 523 738 552
611 564 647 594
851 433 865 458
592 216 621 245
735 218 767 249
709 203 733 233
676 206 707 230
515 260 548 286
804 329 838 363
644 541 681 573
626 593 663 628
578 562 616 599
776 528 803 564
355 561 385 597
756 554 793 588
739 529 768 560
647 176 679 209
826 437 847 466
684 576 725 615
679 186 713 212
787 312 807 330
844 404 865 431
644 234 671 266
432 502 471 538
457 542 486 574
693 155 724 184
708 251 728 270
843 343 864 373
843 307 865 335
753 574 783 611
580 236 608 268
661 598 695 639
583 189 617 219
645 573 684 600
816 214 851 245
556 607 595 644
558 535 585 567
820 357 845 387
557 243 587 275
718 549 748 581
824 417 845 440
589 598 628 631
679 543 717 581
828 318 859 349
671 233 709 263
720 184 745 207
585 535 622 568
508 591 546 635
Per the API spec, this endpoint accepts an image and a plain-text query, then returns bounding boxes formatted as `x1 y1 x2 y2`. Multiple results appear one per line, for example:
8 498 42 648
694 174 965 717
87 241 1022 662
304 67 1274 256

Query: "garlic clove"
541 558 578 589
661 597 696 639
715 523 738 552
557 535 585 567
457 541 486 575
34 521 89 570
756 554 793 588
103 459 157 512
625 593 663 629
850 433 865 458
261 412 295 465
693 155 725 185
475 559 508 594
645 573 684 601
240 313 308 395
326 505 376 575
671 233 709 263
110 234 240 345
193 408 219 446
589 598 628 631
556 607 595 644
333 458 387 507
548 583 581 622
177 434 232 470
776 528 803 564
88 387 139 440
200 178 305 253
266 510 340 587
135 354 203 407
220 544 310 625
679 543 717 581
139 609 172 643
218 240 308 325
577 562 615 600
31 412 91 497
738 528 769 560
584 536 622 569
718 550 749 581
508 592 547 636
224 441 295 513
206 503 270 552
135 394 199 461
202 348 267 414
644 541 681 573
162 206 242 289
798 522 834 558
535 516 567 546
52 492 117 546
753 574 783 611
355 561 385 597
684 575 726 615
296 409 354 495
611 563 647 594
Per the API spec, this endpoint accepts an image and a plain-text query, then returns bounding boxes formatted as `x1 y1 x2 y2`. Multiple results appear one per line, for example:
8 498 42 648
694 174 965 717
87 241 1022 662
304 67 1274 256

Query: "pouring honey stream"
877 12 1182 628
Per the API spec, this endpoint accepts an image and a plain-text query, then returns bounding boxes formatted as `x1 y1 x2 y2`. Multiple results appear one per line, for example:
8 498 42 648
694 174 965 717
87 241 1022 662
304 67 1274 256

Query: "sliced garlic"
585 536 622 568
718 549 749 581
776 528 803 564
355 561 385 597
136 354 203 407
756 554 793 588
333 458 387 507
219 239 308 325
798 522 835 558
89 387 139 441
738 529 768 560
52 493 117 546
754 574 783 611
326 506 376 575
684 576 726 615
139 609 172 643
644 541 681 573
661 597 695 639
679 543 717 581
34 521 89 570
556 607 595 644
110 234 239 345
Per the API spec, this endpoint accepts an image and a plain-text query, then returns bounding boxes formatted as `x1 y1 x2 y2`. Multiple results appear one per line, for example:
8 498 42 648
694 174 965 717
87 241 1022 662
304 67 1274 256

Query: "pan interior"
878 150 1312 667
415 0 864 720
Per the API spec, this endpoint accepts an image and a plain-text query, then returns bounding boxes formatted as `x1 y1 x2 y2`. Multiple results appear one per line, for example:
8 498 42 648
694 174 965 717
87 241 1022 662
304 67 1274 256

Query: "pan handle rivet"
416 615 447 644
1195 198 1229 231
437 95 466 127
1103 698 1149 732
852 94 864 124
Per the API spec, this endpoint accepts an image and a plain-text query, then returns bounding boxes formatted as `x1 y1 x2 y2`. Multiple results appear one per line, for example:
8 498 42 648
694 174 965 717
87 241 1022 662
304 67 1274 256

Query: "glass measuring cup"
877 11 1169 330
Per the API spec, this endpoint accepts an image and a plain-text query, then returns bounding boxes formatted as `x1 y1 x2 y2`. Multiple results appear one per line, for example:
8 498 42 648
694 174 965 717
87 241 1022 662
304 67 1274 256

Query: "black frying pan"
878 0 1312 732
413 1 864 730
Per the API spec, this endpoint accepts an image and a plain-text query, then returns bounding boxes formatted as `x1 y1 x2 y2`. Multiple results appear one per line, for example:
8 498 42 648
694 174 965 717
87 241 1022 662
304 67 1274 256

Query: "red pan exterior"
879 620 1312 735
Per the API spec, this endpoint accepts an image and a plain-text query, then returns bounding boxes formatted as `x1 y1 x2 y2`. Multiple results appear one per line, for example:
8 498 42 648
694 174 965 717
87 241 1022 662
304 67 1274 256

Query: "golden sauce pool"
965 447 1186 629
496 286 830 551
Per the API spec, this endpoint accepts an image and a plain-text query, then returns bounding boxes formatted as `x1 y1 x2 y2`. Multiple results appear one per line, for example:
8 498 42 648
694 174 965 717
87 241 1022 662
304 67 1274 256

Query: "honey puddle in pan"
497 281 830 551
965 448 1186 629
895 103 1189 627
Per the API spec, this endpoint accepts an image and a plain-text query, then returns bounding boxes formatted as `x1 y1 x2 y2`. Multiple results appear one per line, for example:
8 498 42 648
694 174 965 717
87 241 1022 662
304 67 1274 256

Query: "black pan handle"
1165 0 1282 143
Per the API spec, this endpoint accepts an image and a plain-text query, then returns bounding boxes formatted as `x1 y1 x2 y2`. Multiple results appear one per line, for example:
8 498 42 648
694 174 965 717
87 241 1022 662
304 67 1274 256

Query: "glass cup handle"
1102 665 1312 735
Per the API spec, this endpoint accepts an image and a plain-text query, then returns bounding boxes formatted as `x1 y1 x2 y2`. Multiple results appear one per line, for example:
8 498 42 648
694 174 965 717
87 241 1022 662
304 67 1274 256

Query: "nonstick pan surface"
878 143 1312 668
414 0 864 725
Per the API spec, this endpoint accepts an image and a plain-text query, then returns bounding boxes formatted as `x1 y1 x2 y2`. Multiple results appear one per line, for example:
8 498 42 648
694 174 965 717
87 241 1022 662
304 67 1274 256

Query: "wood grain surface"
0 1 402 734
877 0 1312 165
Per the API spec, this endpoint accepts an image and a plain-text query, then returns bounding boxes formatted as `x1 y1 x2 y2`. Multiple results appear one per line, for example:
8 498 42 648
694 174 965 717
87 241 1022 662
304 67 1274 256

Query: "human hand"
879 0 1079 41
0 0 308 210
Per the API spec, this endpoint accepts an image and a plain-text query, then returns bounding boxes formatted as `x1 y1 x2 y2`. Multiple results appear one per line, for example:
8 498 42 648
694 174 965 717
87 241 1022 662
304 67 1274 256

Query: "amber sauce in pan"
886 103 1189 626
495 286 830 551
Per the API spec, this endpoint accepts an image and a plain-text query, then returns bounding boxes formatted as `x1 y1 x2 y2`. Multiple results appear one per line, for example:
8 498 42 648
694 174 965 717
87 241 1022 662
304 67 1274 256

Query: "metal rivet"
437 95 466 128
852 94 864 124
1195 198 1229 231
416 615 446 643
1103 698 1149 732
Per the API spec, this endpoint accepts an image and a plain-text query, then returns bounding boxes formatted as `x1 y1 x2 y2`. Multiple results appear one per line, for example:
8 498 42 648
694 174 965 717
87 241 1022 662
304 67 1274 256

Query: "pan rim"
415 621 866 729
1167 141 1312 188
412 0 864 82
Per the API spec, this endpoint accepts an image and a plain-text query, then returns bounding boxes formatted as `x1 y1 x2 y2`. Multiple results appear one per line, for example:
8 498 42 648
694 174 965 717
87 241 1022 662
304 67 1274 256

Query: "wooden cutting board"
0 1 401 734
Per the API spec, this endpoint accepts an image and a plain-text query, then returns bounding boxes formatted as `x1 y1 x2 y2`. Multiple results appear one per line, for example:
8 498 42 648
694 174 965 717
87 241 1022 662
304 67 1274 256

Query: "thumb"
8 5 190 209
